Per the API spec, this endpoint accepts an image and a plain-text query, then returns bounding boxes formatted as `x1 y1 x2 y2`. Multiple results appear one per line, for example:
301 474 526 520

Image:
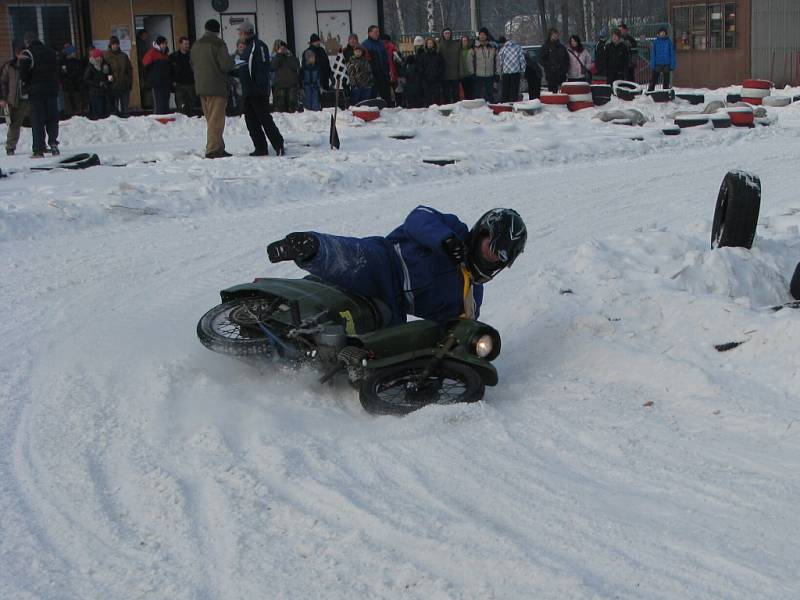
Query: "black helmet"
466 208 527 283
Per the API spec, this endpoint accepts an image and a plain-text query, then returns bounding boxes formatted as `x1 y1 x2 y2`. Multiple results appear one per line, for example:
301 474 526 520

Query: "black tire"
58 153 101 169
359 358 485 416
197 298 282 356
791 262 800 300
711 170 761 249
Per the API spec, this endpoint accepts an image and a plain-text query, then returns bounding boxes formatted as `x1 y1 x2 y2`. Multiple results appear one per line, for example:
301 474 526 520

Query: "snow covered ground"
2 88 799 599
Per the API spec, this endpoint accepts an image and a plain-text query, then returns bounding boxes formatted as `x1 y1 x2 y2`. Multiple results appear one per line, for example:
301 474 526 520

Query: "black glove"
442 236 466 264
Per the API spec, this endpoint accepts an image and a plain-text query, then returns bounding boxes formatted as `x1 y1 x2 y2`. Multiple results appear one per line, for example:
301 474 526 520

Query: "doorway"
221 13 257 53
134 15 175 109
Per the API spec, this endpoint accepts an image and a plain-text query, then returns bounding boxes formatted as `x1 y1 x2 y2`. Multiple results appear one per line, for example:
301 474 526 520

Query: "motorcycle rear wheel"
197 298 282 356
359 358 484 415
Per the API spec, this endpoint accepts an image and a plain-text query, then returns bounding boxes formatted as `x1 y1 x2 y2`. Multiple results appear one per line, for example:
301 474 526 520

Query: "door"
221 13 257 53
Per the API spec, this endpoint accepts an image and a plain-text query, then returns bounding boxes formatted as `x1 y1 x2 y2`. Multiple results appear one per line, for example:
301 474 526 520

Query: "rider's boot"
267 232 320 263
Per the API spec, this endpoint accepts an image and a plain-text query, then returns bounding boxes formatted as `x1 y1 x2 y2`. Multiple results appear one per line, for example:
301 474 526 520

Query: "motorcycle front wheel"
197 298 283 356
359 358 484 415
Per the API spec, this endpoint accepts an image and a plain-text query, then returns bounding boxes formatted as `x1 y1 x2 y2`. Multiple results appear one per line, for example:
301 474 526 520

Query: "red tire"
560 82 591 95
727 108 754 127
488 103 513 114
742 79 772 90
567 101 594 112
742 97 763 106
540 93 570 105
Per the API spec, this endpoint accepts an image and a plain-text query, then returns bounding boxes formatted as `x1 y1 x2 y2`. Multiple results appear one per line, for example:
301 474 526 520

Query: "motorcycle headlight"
474 334 494 358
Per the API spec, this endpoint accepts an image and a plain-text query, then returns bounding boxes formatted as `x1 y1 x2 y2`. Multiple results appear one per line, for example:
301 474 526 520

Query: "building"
668 0 800 88
1 0 382 109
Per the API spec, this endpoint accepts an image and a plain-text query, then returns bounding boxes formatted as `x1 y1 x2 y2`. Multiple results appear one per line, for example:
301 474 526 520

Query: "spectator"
229 41 247 116
302 49 322 111
142 36 171 114
619 23 638 82
382 33 401 105
272 41 300 112
362 25 390 102
524 47 542 99
594 29 609 79
170 36 196 115
438 28 461 104
460 35 475 100
84 47 111 119
343 33 360 62
304 33 332 91
648 26 676 91
60 43 84 117
401 37 425 108
497 36 526 102
472 28 497 102
0 45 29 155
566 35 593 83
606 30 629 86
104 35 133 116
135 29 152 108
190 19 235 158
18 31 60 157
540 29 568 93
419 37 444 107
346 44 373 106
235 21 285 156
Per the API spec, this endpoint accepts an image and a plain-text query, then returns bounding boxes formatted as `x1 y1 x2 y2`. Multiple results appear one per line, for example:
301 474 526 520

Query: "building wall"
292 0 379 56
193 0 286 54
90 0 189 109
669 0 751 88
751 0 800 86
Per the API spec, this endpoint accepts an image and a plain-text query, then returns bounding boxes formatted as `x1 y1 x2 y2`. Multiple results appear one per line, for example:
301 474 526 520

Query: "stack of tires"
561 82 594 112
725 105 755 127
539 92 570 107
741 79 772 105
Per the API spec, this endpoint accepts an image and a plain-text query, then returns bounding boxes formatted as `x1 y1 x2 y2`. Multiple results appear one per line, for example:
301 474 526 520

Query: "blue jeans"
303 84 320 111
302 233 406 326
350 87 372 105
29 95 59 153
475 76 494 102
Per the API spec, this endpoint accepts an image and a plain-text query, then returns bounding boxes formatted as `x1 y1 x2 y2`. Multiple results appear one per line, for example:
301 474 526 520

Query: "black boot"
267 232 319 263
791 261 800 300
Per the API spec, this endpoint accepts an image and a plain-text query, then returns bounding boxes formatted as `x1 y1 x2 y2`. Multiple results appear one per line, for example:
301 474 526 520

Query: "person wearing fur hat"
142 36 171 114
84 47 111 119
104 35 132 116
304 33 332 91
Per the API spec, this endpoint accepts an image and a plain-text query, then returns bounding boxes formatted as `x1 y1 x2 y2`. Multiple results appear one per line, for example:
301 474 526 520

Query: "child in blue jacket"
267 206 527 326
648 26 676 91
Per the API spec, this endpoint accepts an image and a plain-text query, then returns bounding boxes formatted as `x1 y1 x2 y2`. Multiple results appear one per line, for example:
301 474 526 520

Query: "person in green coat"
459 35 475 100
190 19 235 158
438 28 462 103
103 36 132 116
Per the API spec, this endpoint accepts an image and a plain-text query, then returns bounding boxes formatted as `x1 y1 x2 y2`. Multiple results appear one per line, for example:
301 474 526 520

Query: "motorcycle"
197 276 502 414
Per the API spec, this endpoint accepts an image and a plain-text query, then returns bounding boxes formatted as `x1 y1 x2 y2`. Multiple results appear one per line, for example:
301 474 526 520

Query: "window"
672 2 736 51
724 3 736 48
692 4 707 49
708 3 723 49
7 3 75 50
673 6 691 50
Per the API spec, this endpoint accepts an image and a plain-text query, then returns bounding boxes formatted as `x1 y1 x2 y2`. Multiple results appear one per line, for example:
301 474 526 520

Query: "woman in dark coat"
605 30 630 86
419 37 444 107
539 29 568 93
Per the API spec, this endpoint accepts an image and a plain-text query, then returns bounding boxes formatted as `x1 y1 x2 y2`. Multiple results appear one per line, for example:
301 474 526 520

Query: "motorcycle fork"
419 334 457 383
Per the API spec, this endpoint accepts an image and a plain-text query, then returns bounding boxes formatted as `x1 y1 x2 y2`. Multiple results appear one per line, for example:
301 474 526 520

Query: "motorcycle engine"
314 324 347 363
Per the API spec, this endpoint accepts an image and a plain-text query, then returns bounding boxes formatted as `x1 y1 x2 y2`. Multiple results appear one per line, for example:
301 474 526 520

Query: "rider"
267 206 527 326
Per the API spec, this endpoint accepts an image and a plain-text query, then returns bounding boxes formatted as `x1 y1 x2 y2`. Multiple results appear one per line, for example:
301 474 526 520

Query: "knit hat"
90 48 103 59
109 35 120 45
413 35 424 46
63 43 77 56
204 19 221 33
237 21 255 34
657 26 668 34
597 27 608 39
310 33 321 43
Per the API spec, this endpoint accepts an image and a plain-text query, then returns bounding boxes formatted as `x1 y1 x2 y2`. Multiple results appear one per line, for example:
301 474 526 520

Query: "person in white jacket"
566 35 594 83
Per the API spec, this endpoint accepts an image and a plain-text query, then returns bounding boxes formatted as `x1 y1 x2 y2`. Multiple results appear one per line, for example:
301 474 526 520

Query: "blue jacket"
361 37 388 77
650 37 676 70
303 206 483 326
386 206 483 324
238 36 271 96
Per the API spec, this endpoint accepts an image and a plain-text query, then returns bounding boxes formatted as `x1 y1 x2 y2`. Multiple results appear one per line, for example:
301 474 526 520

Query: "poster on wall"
317 11 352 56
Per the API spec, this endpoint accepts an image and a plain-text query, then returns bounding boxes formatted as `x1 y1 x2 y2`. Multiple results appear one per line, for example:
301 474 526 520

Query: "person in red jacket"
381 33 399 105
142 36 171 114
